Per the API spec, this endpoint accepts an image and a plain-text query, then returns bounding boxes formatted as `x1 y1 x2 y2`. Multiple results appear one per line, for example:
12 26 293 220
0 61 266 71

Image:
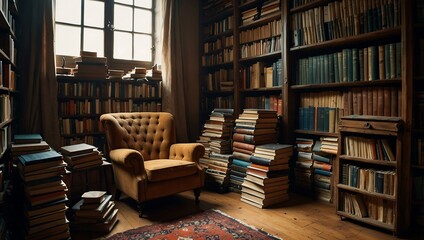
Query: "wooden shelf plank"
290 79 401 90
239 51 281 63
338 155 397 167
337 184 396 201
293 129 338 137
240 86 282 93
337 211 395 231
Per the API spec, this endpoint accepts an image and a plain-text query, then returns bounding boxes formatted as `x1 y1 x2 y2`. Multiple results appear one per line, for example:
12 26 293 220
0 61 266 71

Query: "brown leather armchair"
100 112 205 217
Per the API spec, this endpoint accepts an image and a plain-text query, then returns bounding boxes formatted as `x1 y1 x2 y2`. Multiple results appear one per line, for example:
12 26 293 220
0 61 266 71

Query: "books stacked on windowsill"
71 191 118 233
16 149 70 239
312 140 333 203
295 138 314 195
60 143 104 170
197 108 235 192
229 109 278 193
73 51 108 79
123 67 147 80
241 143 293 208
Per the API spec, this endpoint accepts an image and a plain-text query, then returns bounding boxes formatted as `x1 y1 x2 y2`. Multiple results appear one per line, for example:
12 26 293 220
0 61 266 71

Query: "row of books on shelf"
0 34 16 65
0 94 11 123
203 35 234 53
0 62 15 90
295 42 401 85
202 0 232 17
1 0 17 32
59 99 162 116
0 126 9 156
340 192 394 225
58 81 162 98
244 95 282 116
298 106 340 133
204 15 234 37
59 100 162 116
205 68 234 92
240 59 282 89
290 0 401 47
240 36 281 59
240 0 280 26
202 49 234 66
343 136 395 161
204 96 234 111
341 163 396 196
60 118 103 135
239 19 281 44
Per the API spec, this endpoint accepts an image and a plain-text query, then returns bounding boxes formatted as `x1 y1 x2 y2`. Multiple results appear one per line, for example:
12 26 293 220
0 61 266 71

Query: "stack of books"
146 64 162 80
197 109 234 191
241 143 293 208
71 191 118 233
320 137 338 155
17 149 70 239
123 67 147 79
229 109 278 193
11 134 50 163
60 143 104 170
312 140 333 202
73 51 108 79
295 138 314 194
108 69 125 79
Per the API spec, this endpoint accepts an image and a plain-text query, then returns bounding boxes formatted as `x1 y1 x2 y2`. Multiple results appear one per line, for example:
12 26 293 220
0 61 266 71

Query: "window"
55 0 154 68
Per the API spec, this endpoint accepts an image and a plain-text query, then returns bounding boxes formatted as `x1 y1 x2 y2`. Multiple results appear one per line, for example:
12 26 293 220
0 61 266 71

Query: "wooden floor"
71 190 424 240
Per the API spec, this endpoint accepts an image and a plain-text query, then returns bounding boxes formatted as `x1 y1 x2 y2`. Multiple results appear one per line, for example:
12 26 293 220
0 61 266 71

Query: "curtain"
162 0 200 142
17 0 60 150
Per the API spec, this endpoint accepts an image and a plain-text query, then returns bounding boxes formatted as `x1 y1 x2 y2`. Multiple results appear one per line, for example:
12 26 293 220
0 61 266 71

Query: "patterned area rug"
107 209 281 240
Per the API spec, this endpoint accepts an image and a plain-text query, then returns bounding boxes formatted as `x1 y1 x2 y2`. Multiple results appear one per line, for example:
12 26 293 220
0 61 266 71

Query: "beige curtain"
162 0 200 142
17 0 60 150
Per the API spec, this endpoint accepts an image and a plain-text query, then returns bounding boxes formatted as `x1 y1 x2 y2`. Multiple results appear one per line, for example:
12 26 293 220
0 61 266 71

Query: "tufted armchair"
100 112 205 217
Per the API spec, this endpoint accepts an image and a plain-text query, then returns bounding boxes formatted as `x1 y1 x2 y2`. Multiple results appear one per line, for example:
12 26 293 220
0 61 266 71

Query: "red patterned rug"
107 209 281 240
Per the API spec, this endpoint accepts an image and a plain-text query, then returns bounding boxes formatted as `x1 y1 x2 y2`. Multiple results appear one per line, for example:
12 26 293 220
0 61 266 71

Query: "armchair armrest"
109 148 146 176
169 143 205 163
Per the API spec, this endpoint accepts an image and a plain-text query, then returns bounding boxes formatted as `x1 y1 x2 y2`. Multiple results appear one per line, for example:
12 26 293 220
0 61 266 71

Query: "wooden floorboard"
70 190 424 240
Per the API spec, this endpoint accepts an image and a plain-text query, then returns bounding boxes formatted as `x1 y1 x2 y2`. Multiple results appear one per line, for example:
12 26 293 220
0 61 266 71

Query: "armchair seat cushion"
144 159 198 182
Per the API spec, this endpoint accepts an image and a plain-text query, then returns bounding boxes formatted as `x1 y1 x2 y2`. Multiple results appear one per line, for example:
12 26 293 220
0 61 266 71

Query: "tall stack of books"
73 51 108 78
17 149 70 239
312 140 333 202
229 109 278 193
71 191 118 233
60 143 104 170
295 138 314 194
197 109 234 191
241 144 293 208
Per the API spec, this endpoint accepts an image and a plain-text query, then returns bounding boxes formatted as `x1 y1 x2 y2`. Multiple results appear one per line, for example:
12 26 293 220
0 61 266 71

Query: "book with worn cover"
60 143 96 156
14 134 42 144
19 150 62 166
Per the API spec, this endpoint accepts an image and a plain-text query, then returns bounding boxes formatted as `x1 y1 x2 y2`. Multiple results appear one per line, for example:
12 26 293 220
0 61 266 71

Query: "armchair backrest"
100 112 176 160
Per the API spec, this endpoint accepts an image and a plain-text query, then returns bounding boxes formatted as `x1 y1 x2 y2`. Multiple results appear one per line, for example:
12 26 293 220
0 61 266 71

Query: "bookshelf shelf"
240 34 282 45
293 129 338 137
240 86 282 94
239 51 281 63
337 184 396 201
239 12 281 30
203 30 234 42
290 0 329 13
338 155 397 167
290 28 401 53
290 79 402 91
337 211 395 231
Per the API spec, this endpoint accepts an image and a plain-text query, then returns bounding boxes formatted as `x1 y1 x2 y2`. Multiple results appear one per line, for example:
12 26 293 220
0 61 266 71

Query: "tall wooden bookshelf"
56 75 162 151
199 0 284 125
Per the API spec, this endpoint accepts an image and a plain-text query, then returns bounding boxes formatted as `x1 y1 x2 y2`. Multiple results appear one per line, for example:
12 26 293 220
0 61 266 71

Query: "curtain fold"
162 0 200 142
17 0 60 150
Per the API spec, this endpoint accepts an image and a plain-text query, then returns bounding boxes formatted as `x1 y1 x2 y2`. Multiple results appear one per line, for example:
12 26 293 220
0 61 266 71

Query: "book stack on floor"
16 149 70 239
11 134 50 163
73 51 107 78
197 109 234 192
241 144 293 208
312 140 333 202
71 191 118 233
229 109 278 193
60 143 104 170
295 138 314 195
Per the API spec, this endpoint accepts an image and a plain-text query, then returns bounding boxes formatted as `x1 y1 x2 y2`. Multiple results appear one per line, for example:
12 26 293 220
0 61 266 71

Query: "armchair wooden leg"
137 202 144 218
193 188 201 205
115 189 122 201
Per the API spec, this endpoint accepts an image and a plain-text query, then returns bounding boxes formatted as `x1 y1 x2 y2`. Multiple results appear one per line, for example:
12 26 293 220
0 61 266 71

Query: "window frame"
55 0 156 72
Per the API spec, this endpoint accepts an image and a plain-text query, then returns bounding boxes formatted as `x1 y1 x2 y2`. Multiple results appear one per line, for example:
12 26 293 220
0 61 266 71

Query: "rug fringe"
210 209 282 240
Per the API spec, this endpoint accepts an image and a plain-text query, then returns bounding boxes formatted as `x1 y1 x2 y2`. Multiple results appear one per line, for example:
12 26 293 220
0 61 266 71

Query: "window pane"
114 0 132 5
84 0 104 28
135 0 152 8
134 9 151 33
114 31 132 60
84 28 104 56
56 0 81 25
114 4 133 31
56 24 81 56
134 34 151 61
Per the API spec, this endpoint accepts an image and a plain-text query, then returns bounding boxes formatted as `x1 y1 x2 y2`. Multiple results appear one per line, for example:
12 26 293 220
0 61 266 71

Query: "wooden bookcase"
56 75 162 151
335 115 403 234
199 0 284 125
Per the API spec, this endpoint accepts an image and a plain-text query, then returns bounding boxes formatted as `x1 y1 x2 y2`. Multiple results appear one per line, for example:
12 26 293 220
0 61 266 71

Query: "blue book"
314 168 331 177
313 154 331 164
232 159 250 168
19 150 62 166
14 134 43 144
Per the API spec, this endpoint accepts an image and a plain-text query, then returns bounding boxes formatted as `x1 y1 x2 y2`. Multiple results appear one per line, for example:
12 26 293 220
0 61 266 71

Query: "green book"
371 46 379 80
390 43 396 78
358 49 364 81
352 48 358 82
347 48 353 82
385 44 391 79
396 42 401 77
323 55 329 83
338 52 343 83
329 53 335 83
342 49 348 82
334 53 339 83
